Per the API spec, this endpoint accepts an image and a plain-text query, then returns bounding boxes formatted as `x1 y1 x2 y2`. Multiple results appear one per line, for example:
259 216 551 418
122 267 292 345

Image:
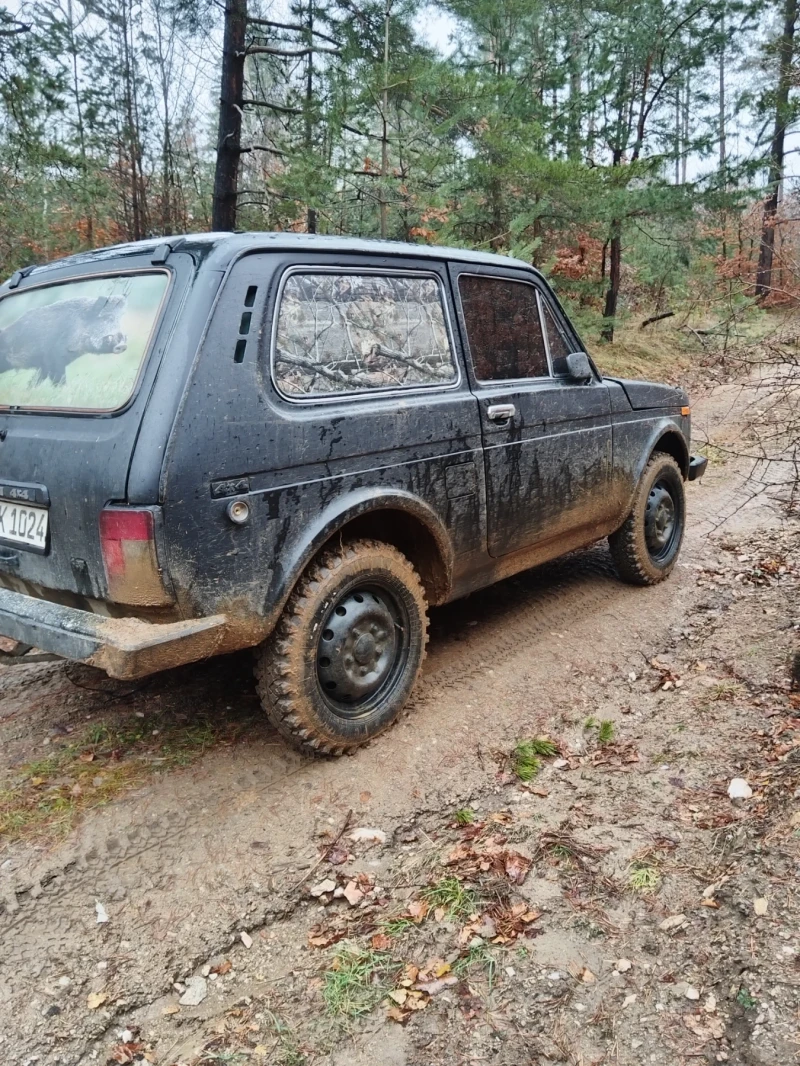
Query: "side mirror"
565 351 593 384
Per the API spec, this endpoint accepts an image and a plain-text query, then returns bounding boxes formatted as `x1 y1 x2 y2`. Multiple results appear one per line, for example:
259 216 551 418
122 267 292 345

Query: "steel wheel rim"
645 477 681 563
316 582 409 718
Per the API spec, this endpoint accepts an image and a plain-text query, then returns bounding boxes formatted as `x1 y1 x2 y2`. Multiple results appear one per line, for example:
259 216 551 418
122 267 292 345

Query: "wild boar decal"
0 295 128 385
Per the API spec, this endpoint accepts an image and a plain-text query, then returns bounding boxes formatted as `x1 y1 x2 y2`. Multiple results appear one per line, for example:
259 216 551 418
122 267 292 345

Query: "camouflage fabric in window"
274 273 457 397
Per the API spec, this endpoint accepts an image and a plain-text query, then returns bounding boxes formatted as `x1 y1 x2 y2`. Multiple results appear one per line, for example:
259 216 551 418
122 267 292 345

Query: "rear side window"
0 272 169 412
273 271 457 398
458 275 549 381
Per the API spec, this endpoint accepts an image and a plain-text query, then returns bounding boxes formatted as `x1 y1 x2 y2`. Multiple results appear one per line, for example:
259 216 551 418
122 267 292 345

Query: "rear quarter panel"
160 250 485 635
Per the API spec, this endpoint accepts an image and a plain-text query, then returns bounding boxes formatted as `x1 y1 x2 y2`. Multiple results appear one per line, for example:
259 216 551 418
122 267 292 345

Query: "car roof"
9 231 540 284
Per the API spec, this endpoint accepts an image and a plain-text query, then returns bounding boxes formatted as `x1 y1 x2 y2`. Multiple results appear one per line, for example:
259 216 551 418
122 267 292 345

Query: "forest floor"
0 341 798 1066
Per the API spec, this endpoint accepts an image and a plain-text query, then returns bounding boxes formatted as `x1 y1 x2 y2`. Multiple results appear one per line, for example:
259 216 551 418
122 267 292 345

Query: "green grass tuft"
628 859 659 892
736 987 757 1010
513 740 544 781
422 876 477 919
453 942 497 990
597 720 615 745
323 944 396 1018
455 807 475 825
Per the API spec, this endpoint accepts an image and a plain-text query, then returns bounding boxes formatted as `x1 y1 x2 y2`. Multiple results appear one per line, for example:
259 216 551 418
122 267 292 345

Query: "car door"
449 263 615 558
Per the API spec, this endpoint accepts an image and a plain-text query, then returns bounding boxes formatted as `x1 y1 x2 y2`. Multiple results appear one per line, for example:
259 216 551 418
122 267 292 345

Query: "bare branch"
241 44 341 58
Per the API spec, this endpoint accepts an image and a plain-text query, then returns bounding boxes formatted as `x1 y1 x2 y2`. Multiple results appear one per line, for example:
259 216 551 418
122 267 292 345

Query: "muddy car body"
0 233 706 753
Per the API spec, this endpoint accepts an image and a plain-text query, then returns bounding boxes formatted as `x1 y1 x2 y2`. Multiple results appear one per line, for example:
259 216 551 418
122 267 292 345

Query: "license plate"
0 501 49 550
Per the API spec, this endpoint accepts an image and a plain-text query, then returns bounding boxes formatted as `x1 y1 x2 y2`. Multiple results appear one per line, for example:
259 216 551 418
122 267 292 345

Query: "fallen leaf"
504 850 532 885
211 959 232 975
371 933 392 950
79 751 95 763
407 900 429 922
753 897 768 916
701 898 720 908
704 994 717 1013
87 992 107 1010
162 1004 180 1015
405 990 429 1011
308 925 346 949
326 844 349 865
386 1005 408 1023
567 961 595 983
388 988 408 1005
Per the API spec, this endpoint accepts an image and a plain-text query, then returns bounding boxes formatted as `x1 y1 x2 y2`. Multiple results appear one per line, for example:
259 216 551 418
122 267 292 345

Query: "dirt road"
0 383 798 1066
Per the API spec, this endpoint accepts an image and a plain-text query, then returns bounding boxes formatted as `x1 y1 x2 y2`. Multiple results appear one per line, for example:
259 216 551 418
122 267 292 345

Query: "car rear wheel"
609 453 686 586
254 538 428 756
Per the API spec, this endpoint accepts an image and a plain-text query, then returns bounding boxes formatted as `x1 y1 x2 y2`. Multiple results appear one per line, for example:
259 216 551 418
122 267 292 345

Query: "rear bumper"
688 454 708 481
0 588 227 679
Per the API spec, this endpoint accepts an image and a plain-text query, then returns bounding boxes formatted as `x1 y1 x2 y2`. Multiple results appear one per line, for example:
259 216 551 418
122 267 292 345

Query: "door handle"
487 403 516 423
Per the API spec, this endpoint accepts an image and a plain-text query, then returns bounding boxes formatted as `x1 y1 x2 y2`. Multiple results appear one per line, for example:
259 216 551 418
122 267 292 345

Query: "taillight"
99 507 173 606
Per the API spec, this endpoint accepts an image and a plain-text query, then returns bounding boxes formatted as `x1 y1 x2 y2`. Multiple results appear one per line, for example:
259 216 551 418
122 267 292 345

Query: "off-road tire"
609 453 686 586
254 538 428 756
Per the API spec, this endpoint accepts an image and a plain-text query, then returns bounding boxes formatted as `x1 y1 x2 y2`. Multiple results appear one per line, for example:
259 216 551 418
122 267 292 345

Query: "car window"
0 272 169 413
541 299 573 362
273 272 457 398
458 274 549 382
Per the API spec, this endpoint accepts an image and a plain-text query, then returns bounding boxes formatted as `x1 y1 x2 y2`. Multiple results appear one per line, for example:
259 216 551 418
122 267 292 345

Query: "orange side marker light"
681 406 691 416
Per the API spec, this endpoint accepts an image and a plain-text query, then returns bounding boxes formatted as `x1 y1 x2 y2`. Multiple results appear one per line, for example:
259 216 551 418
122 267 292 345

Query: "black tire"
609 453 686 586
254 538 428 756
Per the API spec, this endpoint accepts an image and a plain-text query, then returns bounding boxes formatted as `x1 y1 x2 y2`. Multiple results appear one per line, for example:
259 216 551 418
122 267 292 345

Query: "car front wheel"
609 452 686 586
254 538 428 756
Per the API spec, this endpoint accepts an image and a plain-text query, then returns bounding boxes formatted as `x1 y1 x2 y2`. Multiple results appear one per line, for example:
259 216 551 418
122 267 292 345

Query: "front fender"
615 416 690 524
265 487 454 627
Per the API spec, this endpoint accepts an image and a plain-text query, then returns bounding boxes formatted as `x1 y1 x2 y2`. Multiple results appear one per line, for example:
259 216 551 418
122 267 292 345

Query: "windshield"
0 271 169 412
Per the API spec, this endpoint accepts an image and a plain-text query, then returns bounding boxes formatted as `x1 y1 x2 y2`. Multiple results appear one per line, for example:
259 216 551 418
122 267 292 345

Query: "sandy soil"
0 381 798 1066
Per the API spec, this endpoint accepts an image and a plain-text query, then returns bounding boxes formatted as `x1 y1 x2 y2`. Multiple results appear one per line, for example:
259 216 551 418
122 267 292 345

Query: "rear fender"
265 488 454 627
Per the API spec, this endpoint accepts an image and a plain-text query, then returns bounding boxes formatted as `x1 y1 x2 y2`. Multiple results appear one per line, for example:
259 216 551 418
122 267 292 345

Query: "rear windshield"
0 271 169 412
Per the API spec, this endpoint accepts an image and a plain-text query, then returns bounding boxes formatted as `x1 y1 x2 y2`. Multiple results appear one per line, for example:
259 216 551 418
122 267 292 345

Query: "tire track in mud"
0 478 740 934
0 452 773 1065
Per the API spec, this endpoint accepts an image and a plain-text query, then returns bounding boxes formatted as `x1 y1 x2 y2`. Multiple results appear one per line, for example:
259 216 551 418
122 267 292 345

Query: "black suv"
0 233 705 754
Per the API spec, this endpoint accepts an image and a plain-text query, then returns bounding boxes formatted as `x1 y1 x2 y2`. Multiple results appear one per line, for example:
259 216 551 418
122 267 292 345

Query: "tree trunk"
601 223 621 342
566 12 582 161
379 0 390 240
212 0 248 232
681 74 689 185
719 14 727 258
305 0 316 233
601 147 623 342
755 0 798 299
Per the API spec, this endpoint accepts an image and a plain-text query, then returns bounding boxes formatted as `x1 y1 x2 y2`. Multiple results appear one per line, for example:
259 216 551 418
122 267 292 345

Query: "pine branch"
242 98 303 115
246 17 340 46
